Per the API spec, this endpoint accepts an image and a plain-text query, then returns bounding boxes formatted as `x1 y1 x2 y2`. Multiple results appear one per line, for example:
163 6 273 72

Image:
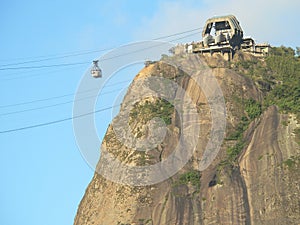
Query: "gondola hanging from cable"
91 60 102 78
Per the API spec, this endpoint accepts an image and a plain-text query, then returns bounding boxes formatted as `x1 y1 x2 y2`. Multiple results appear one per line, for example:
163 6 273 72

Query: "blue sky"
0 1 299 225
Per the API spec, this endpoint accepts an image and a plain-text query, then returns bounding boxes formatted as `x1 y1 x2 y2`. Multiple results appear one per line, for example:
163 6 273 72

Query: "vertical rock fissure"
238 166 252 225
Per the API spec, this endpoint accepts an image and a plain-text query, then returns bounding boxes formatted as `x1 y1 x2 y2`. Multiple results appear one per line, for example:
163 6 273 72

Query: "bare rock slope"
74 53 300 225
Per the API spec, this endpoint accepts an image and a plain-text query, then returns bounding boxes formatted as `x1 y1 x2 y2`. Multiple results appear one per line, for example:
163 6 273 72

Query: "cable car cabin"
91 60 102 78
202 15 244 49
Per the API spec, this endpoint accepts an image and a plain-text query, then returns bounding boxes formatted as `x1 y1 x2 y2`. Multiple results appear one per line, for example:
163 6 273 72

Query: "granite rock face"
74 53 300 225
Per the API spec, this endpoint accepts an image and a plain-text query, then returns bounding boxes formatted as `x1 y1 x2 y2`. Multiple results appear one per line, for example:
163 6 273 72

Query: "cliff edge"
74 51 300 225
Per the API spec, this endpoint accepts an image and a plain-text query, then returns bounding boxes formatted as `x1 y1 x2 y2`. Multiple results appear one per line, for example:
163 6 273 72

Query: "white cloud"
134 0 300 48
133 1 210 41
215 0 300 46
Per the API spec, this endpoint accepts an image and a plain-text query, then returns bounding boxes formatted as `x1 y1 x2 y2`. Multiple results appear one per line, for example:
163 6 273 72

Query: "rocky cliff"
74 52 300 225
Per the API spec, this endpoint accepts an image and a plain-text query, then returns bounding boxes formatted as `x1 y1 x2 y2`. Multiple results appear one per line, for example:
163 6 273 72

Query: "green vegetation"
226 139 246 163
145 219 153 224
226 116 249 140
234 47 300 116
217 46 300 179
129 98 174 126
283 158 295 168
283 155 300 169
264 47 300 118
234 46 300 118
221 97 262 169
161 194 169 211
137 151 146 166
224 98 262 163
245 99 262 119
234 57 267 81
281 120 289 126
173 170 201 190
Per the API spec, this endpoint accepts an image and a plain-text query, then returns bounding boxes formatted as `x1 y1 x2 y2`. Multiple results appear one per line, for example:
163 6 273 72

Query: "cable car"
91 60 102 78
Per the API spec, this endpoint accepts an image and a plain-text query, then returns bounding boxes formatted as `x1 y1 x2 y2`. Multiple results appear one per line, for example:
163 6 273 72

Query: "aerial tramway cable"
0 28 202 71
0 27 203 134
